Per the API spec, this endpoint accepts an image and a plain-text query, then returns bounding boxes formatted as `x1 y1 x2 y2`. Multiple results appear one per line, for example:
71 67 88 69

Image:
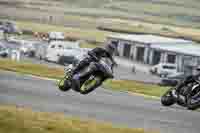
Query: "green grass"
15 20 112 43
64 14 99 28
14 15 200 43
0 58 168 97
5 12 200 45
16 0 200 28
63 0 200 28
0 59 64 79
2 0 200 43
0 105 157 133
80 42 98 48
104 80 168 97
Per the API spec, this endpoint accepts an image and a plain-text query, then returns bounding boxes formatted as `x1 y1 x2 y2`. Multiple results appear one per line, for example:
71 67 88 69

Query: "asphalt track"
0 70 200 133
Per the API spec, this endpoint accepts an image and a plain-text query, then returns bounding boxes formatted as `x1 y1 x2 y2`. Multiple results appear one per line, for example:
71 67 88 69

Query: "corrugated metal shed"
151 43 200 57
108 34 192 44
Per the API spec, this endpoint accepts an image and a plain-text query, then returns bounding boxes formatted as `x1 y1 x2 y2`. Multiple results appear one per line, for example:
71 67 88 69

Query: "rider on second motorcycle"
71 42 118 91
172 66 200 104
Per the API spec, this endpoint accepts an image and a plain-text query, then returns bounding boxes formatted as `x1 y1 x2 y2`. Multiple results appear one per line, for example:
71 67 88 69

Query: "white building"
107 34 200 74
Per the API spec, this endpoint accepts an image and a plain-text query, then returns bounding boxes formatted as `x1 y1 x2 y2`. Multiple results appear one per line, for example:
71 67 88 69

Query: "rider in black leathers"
71 42 118 91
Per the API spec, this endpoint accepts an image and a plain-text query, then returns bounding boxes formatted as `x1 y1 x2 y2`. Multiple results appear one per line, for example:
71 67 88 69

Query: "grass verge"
15 20 111 43
80 42 98 48
0 105 157 133
0 58 168 97
14 16 200 43
104 80 168 97
0 59 64 79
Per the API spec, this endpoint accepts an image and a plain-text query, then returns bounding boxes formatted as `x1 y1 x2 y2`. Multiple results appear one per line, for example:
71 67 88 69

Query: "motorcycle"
186 80 200 110
57 57 114 94
161 77 200 110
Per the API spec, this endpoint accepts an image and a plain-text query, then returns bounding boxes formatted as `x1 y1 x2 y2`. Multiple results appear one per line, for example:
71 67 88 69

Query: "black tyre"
79 85 97 95
79 77 100 95
57 76 71 92
161 88 176 106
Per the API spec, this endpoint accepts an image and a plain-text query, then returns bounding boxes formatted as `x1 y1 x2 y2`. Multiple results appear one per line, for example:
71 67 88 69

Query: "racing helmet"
105 43 118 55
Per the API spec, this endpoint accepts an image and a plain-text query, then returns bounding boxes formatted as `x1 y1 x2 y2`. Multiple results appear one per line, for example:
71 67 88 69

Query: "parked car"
159 72 186 86
150 63 178 77
45 40 81 62
1 21 21 34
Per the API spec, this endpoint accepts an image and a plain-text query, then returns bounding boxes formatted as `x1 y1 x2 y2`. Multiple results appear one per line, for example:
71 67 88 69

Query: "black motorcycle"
57 57 114 94
161 77 200 110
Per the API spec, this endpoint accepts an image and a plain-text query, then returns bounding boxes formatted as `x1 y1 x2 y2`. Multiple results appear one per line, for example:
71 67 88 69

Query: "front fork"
57 69 72 90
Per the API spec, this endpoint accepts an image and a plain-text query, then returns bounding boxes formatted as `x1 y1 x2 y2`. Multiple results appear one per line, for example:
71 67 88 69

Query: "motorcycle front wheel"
57 75 71 92
161 88 176 106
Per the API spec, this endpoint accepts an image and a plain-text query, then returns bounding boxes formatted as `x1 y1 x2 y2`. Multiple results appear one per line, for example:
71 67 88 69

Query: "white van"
49 32 65 40
45 41 85 63
150 63 178 77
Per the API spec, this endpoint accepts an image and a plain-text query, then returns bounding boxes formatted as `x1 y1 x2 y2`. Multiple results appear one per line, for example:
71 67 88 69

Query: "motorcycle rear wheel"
79 76 100 95
161 88 176 106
